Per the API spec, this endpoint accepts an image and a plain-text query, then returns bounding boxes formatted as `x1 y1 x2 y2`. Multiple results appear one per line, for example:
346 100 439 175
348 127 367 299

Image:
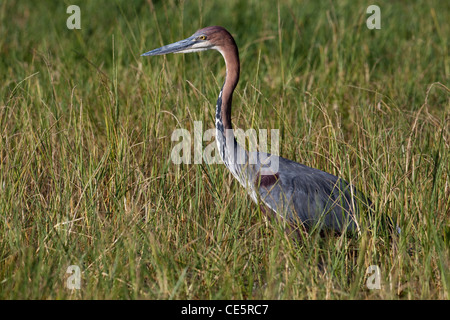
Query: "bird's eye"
198 35 207 41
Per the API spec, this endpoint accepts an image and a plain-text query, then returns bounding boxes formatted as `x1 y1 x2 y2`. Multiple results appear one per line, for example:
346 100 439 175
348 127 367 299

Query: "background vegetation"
0 0 448 299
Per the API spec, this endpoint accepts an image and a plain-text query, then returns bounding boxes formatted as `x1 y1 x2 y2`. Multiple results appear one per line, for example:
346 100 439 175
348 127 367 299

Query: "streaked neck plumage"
215 42 240 131
214 36 250 186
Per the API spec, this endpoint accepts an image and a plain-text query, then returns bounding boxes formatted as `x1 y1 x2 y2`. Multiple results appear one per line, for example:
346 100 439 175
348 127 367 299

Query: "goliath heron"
142 26 372 234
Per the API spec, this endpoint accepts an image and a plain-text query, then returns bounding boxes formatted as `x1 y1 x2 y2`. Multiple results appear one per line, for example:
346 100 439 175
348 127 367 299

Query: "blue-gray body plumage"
256 154 364 232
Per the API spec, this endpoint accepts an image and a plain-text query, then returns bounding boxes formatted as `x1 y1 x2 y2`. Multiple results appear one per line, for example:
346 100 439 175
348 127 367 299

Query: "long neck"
215 44 253 187
218 46 240 131
215 43 240 160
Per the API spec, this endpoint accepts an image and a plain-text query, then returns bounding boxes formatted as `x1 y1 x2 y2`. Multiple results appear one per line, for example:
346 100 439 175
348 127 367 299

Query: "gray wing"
256 155 367 233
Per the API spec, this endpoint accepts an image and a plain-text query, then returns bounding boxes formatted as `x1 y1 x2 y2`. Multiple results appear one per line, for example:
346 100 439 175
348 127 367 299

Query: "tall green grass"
0 0 448 299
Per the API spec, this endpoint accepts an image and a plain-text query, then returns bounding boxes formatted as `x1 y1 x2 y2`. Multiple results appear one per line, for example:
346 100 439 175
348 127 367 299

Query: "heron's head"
141 26 236 57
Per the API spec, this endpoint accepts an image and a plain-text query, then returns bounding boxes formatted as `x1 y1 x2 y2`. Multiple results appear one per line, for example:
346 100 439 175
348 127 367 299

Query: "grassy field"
0 0 449 299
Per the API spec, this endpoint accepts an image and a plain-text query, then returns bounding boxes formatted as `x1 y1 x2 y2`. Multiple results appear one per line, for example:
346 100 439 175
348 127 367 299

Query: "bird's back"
254 154 369 233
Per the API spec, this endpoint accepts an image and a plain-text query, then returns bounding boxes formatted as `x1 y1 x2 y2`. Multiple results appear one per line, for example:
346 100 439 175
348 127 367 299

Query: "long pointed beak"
141 36 196 56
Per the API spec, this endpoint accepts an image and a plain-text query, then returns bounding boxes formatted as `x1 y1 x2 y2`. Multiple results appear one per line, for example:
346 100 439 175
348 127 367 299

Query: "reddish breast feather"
256 172 279 189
